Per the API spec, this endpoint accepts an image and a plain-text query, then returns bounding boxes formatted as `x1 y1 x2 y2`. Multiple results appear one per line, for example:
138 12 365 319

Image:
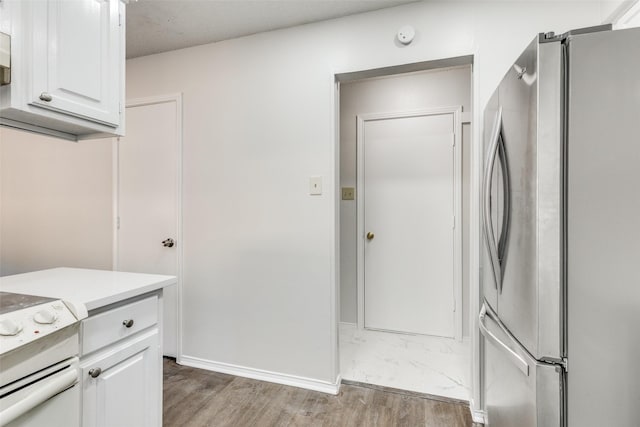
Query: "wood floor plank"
163 358 475 427
162 358 235 426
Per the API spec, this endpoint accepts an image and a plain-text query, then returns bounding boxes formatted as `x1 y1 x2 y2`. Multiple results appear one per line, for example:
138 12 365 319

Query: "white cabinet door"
81 330 160 427
29 0 121 127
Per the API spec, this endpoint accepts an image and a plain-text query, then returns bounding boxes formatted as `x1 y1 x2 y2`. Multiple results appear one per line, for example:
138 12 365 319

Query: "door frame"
356 106 463 341
112 93 184 360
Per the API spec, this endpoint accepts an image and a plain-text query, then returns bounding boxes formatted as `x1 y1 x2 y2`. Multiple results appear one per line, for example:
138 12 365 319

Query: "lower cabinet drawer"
81 296 158 355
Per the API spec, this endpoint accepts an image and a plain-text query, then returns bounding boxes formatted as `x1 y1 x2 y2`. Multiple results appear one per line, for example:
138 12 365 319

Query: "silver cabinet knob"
162 238 175 248
122 319 134 328
39 92 52 102
88 368 102 378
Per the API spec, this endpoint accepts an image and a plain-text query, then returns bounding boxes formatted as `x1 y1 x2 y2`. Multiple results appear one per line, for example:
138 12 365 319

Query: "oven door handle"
0 367 78 426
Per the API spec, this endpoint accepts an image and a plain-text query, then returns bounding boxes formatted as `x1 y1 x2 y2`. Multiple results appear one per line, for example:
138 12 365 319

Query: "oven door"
0 357 80 427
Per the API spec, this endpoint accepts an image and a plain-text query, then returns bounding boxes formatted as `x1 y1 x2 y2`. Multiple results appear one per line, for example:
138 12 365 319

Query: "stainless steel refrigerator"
479 25 640 426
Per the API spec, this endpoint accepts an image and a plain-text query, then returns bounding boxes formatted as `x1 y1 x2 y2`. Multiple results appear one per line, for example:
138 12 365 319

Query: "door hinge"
118 13 122 27
542 356 568 372
452 215 455 229
116 216 120 230
119 101 122 115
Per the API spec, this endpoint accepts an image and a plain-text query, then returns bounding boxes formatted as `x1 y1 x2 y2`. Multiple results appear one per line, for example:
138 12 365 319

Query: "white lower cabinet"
79 294 162 427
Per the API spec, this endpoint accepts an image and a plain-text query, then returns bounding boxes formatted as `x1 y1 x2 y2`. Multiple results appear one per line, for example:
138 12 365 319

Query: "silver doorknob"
39 92 52 102
366 232 375 240
162 238 175 248
88 368 102 378
122 319 134 328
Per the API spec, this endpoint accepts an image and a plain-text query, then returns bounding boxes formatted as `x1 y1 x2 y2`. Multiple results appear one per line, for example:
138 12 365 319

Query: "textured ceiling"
126 0 418 58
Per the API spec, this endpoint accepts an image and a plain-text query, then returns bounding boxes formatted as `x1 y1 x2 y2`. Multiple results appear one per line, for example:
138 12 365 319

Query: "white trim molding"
470 402 486 424
605 0 640 26
355 106 464 342
180 355 342 395
330 79 342 393
470 60 482 422
339 321 357 328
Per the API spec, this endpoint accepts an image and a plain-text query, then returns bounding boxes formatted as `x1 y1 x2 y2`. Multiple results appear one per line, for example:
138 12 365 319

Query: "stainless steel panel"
0 32 9 86
496 38 539 356
567 27 640 427
481 302 563 427
495 37 563 361
535 40 564 360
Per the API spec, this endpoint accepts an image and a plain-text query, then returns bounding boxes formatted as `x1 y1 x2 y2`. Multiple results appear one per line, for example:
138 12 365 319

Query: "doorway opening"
336 58 473 401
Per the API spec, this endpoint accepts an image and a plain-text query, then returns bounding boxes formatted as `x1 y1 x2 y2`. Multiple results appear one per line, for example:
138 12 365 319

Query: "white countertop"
0 268 176 316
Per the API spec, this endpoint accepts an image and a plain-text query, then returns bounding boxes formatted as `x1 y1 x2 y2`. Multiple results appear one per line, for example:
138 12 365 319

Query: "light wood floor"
163 358 475 426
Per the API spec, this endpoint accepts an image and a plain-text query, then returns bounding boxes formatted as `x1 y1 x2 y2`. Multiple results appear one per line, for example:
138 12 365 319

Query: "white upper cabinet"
0 0 126 140
31 0 121 127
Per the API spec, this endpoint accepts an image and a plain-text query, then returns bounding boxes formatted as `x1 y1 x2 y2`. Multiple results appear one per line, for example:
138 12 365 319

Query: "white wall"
0 128 113 276
600 0 638 22
126 1 603 389
339 66 472 336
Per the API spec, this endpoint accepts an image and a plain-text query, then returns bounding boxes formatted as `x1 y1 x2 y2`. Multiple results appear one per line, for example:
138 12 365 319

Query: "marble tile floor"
339 323 471 402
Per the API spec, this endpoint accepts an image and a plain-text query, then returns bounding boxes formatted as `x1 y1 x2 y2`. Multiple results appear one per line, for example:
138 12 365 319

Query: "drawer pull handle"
122 319 134 328
88 368 102 378
39 92 53 102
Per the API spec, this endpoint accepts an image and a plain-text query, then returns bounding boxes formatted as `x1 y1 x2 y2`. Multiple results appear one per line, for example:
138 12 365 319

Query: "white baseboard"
339 321 357 327
469 397 485 423
470 407 486 424
180 355 341 395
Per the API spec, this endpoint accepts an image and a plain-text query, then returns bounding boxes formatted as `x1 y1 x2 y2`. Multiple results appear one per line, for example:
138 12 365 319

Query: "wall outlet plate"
342 187 355 200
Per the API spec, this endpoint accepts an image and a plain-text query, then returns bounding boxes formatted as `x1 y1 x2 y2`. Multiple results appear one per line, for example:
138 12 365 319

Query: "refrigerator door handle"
479 302 530 376
496 131 511 294
483 107 503 290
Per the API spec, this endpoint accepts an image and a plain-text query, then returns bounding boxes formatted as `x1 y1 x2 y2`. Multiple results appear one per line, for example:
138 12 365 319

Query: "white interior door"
361 111 456 338
116 97 180 357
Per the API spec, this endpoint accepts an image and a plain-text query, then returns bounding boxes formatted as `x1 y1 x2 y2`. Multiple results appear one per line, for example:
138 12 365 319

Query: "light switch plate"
309 176 322 195
342 187 355 200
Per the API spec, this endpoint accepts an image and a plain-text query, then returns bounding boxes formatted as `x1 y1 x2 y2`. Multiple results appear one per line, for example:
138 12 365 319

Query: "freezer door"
492 37 563 361
480 302 563 427
567 27 640 427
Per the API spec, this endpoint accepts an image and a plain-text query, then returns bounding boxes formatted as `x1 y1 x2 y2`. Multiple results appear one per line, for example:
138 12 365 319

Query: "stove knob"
34 309 58 324
0 319 23 336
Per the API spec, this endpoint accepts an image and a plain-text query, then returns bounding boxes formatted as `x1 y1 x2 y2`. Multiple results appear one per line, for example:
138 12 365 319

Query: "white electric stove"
0 291 86 426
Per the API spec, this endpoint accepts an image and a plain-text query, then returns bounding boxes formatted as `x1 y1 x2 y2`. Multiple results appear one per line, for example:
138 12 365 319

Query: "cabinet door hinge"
118 13 122 27
116 216 120 230
452 215 456 229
